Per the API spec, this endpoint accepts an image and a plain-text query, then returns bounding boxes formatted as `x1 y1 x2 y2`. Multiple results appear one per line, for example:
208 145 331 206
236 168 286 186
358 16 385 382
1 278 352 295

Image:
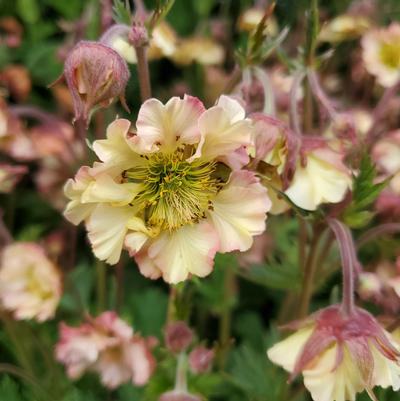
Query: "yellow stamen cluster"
125 148 219 230
380 42 400 69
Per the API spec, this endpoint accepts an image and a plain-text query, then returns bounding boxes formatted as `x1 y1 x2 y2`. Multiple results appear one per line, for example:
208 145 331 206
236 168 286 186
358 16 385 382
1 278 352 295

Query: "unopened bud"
189 346 214 374
129 23 149 47
61 41 130 126
165 321 193 353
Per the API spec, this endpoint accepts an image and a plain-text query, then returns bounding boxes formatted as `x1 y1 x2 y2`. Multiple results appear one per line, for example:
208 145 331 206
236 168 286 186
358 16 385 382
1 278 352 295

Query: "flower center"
125 148 220 230
379 41 400 69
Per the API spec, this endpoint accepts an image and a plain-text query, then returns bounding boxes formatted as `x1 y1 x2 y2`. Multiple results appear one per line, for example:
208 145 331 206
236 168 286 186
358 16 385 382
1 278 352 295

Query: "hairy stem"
174 352 188 392
327 219 357 316
134 45 152 101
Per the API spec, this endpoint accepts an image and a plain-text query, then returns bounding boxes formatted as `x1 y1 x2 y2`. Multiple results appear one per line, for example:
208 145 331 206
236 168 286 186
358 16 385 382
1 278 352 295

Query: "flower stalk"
327 218 357 316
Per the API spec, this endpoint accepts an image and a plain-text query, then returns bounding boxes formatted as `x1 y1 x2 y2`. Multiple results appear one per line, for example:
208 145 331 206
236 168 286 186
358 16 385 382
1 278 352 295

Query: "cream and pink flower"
64 95 271 283
0 242 62 321
268 305 400 401
55 311 156 388
284 140 352 211
362 23 400 87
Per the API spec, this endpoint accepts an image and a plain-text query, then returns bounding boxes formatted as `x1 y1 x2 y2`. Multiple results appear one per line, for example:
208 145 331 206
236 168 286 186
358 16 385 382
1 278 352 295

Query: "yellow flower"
268 305 400 401
362 23 400 87
0 242 61 321
64 95 271 283
319 15 370 43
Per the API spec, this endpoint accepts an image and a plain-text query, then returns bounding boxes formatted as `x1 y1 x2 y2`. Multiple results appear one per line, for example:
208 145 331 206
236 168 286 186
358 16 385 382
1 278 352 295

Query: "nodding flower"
57 41 130 127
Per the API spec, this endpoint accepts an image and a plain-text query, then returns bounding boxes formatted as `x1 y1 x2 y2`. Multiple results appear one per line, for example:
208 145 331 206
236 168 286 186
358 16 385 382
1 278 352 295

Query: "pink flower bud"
62 41 130 126
189 346 214 374
128 23 149 47
165 321 194 353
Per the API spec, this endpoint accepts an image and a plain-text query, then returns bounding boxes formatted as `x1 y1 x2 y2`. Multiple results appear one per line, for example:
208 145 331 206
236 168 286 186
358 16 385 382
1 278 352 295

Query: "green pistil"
125 148 219 230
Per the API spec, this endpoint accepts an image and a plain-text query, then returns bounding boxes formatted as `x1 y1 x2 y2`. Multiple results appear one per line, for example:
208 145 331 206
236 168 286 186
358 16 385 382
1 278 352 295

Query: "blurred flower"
237 232 273 269
62 41 130 125
56 311 156 388
319 14 370 43
50 84 75 115
172 37 224 66
268 305 400 401
0 242 62 322
101 22 177 64
0 17 23 48
237 8 278 36
285 140 352 211
165 321 193 354
64 95 271 283
189 345 214 374
0 65 31 102
362 23 400 87
0 163 27 193
0 100 37 161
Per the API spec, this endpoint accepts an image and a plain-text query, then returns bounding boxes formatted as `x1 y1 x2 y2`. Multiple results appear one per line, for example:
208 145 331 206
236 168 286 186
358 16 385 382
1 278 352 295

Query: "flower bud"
165 321 194 353
128 23 149 48
189 346 214 374
62 41 130 126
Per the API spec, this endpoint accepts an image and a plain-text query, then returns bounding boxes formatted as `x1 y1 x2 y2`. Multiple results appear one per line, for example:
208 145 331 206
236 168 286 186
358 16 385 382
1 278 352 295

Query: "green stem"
174 352 188 392
96 260 107 313
218 267 236 370
298 226 323 318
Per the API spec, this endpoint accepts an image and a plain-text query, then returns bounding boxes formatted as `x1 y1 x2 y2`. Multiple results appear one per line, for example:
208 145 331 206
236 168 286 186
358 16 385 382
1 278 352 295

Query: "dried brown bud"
165 321 193 353
61 41 130 126
0 65 31 102
188 346 214 374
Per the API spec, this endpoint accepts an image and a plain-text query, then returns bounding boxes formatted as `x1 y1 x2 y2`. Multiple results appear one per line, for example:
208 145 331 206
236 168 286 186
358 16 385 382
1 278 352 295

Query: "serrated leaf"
113 0 132 25
147 0 175 33
343 154 388 228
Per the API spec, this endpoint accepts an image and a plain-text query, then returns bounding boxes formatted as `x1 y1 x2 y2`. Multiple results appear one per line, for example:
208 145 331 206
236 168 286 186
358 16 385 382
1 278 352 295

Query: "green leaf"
17 0 40 24
343 154 388 228
113 0 132 25
193 0 214 17
0 376 25 401
148 0 176 33
131 288 168 337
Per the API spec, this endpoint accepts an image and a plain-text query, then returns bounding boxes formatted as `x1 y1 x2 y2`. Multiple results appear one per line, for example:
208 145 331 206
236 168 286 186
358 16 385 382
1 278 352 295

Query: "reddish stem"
327 219 357 316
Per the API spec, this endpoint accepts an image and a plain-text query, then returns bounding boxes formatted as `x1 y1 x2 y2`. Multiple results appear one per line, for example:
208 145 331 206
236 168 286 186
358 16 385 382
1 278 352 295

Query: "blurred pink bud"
189 346 214 374
128 23 149 47
61 41 130 125
165 321 194 353
159 391 201 401
0 163 27 193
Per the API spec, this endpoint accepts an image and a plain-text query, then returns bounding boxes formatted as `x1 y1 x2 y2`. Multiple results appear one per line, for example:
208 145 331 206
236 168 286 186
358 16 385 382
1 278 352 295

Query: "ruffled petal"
87 204 133 264
207 171 270 253
93 119 144 169
216 95 246 123
193 104 253 163
82 174 143 205
144 222 219 284
134 95 205 153
267 327 314 372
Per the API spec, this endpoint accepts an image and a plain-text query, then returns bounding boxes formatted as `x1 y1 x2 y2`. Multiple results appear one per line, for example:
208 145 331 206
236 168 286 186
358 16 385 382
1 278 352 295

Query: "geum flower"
0 242 62 322
55 311 156 389
362 23 400 87
64 95 271 283
268 305 400 401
